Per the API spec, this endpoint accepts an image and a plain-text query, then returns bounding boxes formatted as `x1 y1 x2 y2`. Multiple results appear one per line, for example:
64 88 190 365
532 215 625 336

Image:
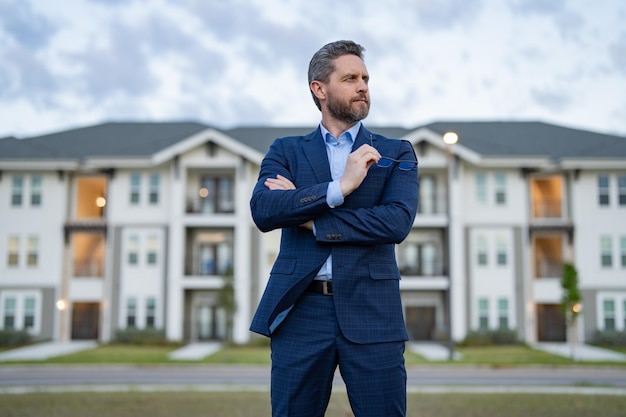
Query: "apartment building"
0 121 624 345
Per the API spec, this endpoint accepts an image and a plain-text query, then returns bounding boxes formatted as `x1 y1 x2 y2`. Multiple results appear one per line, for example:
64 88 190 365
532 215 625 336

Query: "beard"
326 92 370 124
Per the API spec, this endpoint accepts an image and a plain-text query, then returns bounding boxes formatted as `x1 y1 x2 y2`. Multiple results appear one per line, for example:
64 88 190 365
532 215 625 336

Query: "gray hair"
308 40 365 110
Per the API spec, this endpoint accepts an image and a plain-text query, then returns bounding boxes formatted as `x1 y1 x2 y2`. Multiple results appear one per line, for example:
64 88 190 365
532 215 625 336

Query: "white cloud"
0 0 625 138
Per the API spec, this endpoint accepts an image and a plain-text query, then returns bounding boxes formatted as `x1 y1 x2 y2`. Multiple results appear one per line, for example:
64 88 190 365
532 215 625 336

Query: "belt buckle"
322 281 332 295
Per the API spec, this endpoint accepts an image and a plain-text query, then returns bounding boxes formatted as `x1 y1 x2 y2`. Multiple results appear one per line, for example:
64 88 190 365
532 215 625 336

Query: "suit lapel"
354 125 373 151
303 127 332 183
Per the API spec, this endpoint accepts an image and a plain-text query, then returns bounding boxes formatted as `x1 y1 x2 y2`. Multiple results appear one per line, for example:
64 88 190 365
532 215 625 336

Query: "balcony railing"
73 261 104 277
533 200 562 218
535 259 562 278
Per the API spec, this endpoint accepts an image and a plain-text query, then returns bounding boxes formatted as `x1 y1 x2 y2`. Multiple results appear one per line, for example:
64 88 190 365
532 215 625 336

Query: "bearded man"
250 40 419 417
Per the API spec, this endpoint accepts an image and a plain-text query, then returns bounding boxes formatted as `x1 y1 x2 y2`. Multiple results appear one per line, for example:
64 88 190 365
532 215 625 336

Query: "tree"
561 262 582 358
216 268 237 342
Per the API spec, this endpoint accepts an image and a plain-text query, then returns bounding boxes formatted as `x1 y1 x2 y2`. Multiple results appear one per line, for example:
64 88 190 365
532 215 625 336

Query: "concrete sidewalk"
531 342 626 361
168 342 223 360
0 341 97 361
409 342 462 361
0 341 224 362
409 341 626 362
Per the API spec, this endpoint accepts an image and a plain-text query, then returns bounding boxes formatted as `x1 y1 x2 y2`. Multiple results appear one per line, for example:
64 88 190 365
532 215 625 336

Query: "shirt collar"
319 121 362 144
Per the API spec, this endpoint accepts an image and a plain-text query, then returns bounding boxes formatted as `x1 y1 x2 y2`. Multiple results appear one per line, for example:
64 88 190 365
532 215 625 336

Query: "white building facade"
0 121 624 345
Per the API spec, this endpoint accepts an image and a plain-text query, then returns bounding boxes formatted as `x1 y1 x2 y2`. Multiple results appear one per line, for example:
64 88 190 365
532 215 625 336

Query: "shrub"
0 329 31 346
593 330 626 346
459 328 520 347
113 327 168 345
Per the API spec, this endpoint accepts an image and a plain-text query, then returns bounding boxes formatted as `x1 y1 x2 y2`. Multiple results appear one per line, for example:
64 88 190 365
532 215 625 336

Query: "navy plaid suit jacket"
249 125 419 344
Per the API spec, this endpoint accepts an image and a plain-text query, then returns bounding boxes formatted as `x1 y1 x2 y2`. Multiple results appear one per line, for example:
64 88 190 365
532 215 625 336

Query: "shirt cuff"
326 180 344 208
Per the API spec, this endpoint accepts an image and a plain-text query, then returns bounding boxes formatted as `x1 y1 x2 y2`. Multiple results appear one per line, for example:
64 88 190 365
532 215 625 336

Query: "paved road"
1 364 625 391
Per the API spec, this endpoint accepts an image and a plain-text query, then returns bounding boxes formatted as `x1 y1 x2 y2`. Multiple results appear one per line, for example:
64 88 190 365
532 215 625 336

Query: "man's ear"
310 80 326 101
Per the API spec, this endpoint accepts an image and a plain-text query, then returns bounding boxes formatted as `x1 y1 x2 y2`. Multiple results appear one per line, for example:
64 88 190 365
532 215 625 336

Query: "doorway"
71 302 100 340
195 303 226 341
405 306 436 340
537 304 566 342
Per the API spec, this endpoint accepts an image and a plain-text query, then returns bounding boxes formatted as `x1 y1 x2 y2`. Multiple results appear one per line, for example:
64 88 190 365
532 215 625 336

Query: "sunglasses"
370 134 418 171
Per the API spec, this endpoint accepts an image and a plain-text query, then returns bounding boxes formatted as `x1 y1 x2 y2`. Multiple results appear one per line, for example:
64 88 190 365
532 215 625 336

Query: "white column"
233 160 252 343
166 159 184 341
449 159 466 341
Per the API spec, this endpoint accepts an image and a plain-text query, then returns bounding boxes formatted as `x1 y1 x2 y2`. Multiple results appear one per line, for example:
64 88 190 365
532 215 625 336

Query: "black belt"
306 280 333 295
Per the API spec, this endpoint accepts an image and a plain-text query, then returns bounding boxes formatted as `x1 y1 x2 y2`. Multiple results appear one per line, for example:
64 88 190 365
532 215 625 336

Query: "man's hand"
339 144 380 197
264 174 313 230
265 174 296 190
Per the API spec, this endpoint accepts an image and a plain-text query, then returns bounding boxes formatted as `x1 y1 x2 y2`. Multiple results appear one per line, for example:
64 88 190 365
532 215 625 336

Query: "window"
27 236 39 267
498 298 509 329
619 175 626 206
7 236 19 267
199 176 235 214
146 235 158 265
30 175 42 206
11 175 24 207
475 173 487 204
496 236 507 266
601 236 612 268
126 298 137 327
494 173 506 205
129 173 141 204
146 297 156 328
0 293 40 333
149 174 160 205
198 242 232 275
187 230 235 276
477 235 488 266
400 243 419 275
217 177 235 212
2 297 16 329
418 175 436 214
478 298 489 330
421 243 436 276
598 175 610 206
398 241 438 276
621 237 626 268
603 299 615 330
128 235 139 265
23 297 36 330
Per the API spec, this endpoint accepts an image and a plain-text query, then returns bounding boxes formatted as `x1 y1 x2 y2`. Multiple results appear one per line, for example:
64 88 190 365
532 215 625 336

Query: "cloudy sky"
1 0 625 139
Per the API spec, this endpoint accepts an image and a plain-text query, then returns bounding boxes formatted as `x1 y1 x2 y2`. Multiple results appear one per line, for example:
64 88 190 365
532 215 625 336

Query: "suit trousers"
270 291 407 417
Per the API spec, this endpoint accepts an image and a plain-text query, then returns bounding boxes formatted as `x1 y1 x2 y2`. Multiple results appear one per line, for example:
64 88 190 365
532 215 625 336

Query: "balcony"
71 232 105 278
74 175 108 220
397 231 445 278
529 176 573 239
534 236 563 279
184 228 233 278
73 260 104 277
185 171 235 215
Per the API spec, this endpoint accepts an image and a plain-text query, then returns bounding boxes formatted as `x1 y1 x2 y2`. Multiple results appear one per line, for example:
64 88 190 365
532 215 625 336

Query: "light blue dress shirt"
314 121 362 280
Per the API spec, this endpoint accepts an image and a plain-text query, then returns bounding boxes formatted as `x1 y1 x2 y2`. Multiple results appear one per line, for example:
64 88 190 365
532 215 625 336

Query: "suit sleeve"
250 138 332 232
313 140 419 245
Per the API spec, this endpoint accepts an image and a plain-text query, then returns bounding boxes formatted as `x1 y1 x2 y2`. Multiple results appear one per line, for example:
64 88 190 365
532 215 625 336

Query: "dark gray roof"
0 136 57 159
225 126 412 154
423 121 626 158
0 122 209 160
1 120 624 162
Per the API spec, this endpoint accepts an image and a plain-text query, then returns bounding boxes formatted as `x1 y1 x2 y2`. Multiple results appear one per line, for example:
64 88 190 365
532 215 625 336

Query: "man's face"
323 54 370 124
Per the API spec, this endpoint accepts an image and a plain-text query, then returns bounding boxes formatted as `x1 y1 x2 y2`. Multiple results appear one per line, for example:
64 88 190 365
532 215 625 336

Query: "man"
250 40 419 417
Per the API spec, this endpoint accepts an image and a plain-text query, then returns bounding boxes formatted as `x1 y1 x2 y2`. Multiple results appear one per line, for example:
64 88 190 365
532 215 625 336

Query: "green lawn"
1 342 625 366
1 391 624 417
454 345 575 365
